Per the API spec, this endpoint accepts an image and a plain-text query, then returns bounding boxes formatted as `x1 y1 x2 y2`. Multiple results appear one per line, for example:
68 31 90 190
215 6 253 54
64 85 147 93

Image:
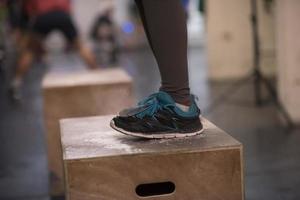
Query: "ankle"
159 89 191 106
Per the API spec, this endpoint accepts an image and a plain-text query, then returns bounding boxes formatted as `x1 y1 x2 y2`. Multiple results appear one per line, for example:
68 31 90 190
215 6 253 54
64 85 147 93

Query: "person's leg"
12 11 49 87
10 34 43 101
73 39 98 70
135 0 190 106
57 11 98 69
110 0 203 139
14 48 34 82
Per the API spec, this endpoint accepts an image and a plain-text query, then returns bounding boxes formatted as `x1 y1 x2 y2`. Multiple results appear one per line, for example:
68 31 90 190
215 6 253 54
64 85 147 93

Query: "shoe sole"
110 120 204 139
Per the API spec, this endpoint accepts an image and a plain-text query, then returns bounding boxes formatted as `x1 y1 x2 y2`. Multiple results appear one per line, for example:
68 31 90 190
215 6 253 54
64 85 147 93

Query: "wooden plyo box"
60 115 244 200
42 68 133 196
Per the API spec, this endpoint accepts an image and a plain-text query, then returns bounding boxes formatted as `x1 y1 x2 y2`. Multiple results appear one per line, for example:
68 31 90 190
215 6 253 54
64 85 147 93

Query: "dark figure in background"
10 0 97 101
90 8 118 66
111 0 204 139
7 0 29 48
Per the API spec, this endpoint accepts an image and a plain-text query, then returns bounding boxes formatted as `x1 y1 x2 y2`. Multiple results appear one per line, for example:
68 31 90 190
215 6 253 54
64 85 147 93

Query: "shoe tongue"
156 91 175 105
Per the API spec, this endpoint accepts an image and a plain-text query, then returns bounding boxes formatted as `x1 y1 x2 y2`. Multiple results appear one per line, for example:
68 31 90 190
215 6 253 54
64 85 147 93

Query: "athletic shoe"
110 91 204 139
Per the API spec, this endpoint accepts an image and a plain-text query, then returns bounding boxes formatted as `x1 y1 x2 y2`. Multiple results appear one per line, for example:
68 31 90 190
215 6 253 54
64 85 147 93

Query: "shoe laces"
136 92 173 118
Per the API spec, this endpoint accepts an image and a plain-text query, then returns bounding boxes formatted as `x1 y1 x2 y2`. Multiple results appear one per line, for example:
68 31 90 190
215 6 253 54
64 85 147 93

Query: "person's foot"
110 91 204 139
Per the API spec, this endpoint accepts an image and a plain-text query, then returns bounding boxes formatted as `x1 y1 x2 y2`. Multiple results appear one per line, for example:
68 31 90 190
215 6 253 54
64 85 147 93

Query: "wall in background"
206 0 276 80
276 0 300 122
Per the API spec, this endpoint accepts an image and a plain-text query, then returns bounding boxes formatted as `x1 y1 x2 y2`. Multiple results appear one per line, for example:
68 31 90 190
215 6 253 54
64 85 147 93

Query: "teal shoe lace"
135 92 174 119
133 91 200 119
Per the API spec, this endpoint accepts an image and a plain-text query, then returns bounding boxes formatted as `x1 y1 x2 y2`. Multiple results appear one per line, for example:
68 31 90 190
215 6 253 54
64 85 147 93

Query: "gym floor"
0 47 299 200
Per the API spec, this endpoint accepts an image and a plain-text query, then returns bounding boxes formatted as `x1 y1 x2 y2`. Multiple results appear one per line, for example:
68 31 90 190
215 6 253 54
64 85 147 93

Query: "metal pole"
251 0 262 105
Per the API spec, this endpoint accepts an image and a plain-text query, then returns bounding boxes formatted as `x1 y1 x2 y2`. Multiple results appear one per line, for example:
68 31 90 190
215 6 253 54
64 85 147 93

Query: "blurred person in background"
90 7 118 66
7 0 29 51
10 0 98 101
111 0 203 139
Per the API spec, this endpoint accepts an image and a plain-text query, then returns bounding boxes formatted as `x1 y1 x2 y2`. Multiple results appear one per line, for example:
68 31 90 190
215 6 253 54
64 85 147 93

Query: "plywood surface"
61 116 242 161
42 68 131 88
67 149 242 200
61 116 244 200
43 68 133 196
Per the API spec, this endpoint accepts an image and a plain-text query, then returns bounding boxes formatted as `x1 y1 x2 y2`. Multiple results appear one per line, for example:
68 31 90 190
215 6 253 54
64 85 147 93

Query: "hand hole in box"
135 181 175 198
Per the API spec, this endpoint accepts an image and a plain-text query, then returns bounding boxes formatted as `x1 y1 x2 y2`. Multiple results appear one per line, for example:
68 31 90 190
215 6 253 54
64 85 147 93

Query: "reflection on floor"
0 47 299 200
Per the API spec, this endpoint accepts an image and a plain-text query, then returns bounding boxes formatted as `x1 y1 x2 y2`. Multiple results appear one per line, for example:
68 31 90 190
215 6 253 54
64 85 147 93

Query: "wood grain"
43 68 133 196
61 115 244 200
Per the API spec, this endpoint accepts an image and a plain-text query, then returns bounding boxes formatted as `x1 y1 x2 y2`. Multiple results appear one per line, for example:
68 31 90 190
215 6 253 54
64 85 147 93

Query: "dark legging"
135 0 190 105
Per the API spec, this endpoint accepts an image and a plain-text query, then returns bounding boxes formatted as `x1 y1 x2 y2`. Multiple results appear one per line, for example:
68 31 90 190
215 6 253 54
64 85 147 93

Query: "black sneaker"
110 91 204 139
